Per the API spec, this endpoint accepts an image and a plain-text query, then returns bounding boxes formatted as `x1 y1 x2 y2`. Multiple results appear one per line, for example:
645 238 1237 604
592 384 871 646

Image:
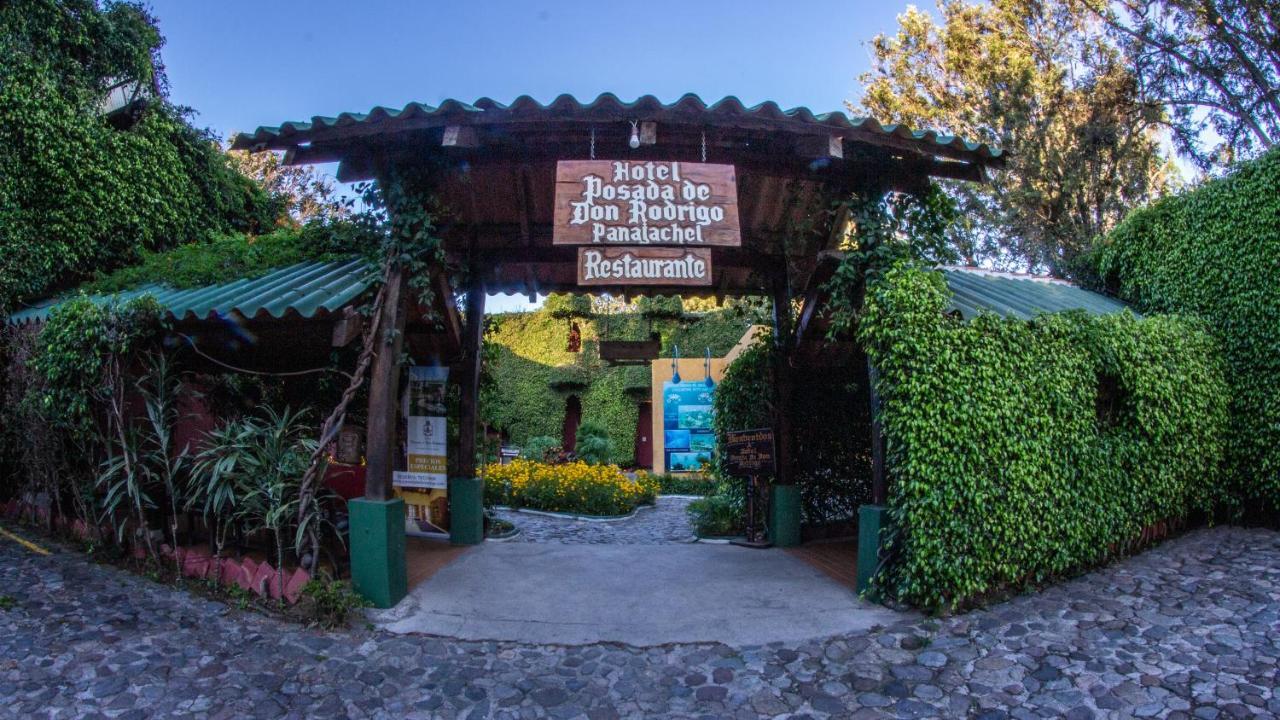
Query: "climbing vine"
861 263 1229 610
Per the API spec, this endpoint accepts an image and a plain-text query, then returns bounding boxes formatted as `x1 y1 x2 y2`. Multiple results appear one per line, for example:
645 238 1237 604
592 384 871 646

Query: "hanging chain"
590 126 596 160
701 131 707 162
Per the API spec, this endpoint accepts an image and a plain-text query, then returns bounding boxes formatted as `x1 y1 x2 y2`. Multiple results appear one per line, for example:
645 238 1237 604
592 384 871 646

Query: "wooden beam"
792 250 846 351
442 125 479 148
364 267 407 501
330 307 363 348
770 276 796 487
796 134 844 159
456 276 486 480
639 121 657 145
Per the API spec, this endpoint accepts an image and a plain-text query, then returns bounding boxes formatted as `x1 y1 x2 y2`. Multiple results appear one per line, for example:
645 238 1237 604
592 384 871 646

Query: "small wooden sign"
724 428 775 478
578 246 713 286
554 160 741 246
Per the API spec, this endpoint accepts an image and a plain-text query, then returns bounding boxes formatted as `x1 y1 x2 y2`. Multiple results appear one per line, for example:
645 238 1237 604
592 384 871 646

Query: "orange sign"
554 160 741 246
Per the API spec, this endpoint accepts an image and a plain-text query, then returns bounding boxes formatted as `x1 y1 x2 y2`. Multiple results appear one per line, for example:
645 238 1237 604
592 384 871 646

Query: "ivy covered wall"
1093 148 1280 520
480 297 755 466
862 264 1229 610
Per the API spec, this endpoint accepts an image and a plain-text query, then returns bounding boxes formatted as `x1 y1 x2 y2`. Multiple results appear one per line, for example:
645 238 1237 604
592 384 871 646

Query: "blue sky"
148 0 912 310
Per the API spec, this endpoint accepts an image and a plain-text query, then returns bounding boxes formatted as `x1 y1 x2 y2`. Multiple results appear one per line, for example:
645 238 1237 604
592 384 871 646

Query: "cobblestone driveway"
491 496 698 544
1 526 1277 719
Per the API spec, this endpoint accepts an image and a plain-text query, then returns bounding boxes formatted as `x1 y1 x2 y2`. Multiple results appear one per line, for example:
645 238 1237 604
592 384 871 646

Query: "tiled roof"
231 93 1003 165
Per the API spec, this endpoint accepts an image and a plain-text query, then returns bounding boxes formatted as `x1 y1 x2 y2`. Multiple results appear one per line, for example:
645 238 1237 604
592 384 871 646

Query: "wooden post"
867 357 887 505
450 275 487 546
351 264 408 608
770 276 795 487
768 274 802 547
457 277 486 479
364 265 407 501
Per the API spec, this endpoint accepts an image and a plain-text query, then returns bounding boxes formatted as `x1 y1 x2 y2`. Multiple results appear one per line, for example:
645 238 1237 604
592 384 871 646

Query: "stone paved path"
1 526 1278 719
492 496 697 544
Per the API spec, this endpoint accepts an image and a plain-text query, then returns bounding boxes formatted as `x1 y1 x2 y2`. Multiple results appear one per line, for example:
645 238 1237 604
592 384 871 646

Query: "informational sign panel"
394 366 449 490
554 160 741 246
724 428 775 478
663 380 717 473
577 246 713 286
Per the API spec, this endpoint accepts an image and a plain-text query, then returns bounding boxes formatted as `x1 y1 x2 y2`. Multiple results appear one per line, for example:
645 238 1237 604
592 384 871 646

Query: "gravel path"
491 495 698 544
1 526 1277 719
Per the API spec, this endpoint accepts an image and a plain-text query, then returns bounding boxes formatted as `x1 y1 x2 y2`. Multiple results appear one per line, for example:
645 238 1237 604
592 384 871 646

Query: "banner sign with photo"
395 366 449 489
395 366 450 535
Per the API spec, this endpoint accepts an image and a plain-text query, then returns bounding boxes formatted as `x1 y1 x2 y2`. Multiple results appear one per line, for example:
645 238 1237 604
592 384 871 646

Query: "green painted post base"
857 504 888 600
449 477 484 545
769 484 801 548
348 497 407 609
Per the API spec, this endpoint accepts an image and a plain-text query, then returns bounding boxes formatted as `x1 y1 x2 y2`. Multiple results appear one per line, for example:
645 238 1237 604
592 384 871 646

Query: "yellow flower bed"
482 459 659 516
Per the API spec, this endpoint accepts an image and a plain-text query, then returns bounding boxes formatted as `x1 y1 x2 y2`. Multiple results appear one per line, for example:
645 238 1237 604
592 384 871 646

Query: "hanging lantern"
566 320 582 353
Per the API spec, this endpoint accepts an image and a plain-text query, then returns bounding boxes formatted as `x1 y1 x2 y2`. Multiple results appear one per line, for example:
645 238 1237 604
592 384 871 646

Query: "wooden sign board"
554 160 741 246
578 246 713 286
724 428 775 478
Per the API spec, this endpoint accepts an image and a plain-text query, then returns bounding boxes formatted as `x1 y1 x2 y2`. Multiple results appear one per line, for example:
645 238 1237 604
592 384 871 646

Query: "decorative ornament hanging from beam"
553 160 741 246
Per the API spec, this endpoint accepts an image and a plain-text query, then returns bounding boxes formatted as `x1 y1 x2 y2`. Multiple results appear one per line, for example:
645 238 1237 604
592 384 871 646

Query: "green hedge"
1093 148 1280 519
862 265 1228 610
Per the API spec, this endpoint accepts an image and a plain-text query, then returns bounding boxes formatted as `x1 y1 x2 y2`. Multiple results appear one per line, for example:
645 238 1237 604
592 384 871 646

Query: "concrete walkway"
370 542 906 646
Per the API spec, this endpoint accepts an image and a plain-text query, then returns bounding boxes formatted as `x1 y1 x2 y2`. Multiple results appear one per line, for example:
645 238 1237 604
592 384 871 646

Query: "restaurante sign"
577 246 713 286
554 160 741 246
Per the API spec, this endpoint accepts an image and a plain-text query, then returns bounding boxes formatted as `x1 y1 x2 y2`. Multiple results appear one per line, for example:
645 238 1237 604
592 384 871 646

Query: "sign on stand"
724 428 775 547
394 366 449 535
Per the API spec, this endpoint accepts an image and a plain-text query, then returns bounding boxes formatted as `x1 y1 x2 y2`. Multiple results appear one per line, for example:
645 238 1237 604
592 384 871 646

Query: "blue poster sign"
663 375 716 473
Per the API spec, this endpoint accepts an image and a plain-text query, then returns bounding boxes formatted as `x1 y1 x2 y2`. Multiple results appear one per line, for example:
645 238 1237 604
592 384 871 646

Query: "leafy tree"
226 147 344 224
859 0 1171 278
1080 0 1279 169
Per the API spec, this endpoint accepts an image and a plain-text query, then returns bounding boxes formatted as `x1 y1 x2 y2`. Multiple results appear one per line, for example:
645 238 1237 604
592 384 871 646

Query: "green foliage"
519 436 560 463
544 293 594 320
861 264 1229 609
574 421 614 465
1093 148 1280 519
30 295 161 438
647 471 714 496
0 1 279 313
86 222 370 293
687 485 745 537
300 576 369 628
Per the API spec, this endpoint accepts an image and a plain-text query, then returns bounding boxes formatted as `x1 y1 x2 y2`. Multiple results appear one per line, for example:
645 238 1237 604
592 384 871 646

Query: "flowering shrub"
483 459 659 516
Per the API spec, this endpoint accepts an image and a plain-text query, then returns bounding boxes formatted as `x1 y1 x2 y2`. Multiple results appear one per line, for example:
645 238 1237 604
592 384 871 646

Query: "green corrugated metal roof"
942 267 1132 320
230 93 1003 164
7 258 373 326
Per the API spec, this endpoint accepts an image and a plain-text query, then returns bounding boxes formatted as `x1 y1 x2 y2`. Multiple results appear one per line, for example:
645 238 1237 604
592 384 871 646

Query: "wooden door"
634 402 653 469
